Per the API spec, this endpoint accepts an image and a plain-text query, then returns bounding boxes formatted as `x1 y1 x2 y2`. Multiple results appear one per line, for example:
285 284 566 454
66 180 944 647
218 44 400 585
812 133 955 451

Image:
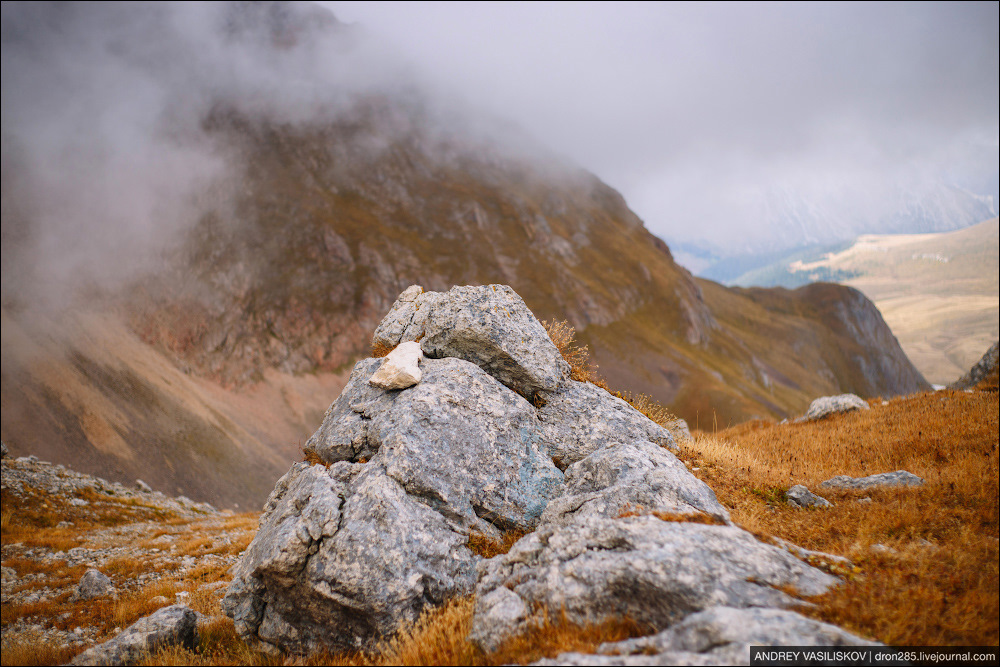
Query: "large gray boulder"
371 284 571 399
801 394 870 421
304 356 564 533
70 605 196 666
228 354 566 654
539 380 675 468
223 462 480 654
536 606 880 666
539 440 729 527
469 515 839 652
819 470 924 491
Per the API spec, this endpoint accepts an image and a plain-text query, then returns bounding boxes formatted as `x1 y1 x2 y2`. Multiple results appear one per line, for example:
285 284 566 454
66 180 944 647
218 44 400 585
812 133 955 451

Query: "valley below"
728 218 1000 386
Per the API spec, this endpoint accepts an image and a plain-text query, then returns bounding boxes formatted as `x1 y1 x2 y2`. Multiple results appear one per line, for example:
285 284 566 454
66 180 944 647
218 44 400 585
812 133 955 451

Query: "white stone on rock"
368 341 423 390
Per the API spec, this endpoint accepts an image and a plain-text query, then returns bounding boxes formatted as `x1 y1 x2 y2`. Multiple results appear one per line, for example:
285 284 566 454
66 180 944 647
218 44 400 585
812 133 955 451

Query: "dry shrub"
139 616 286 666
467 529 529 559
302 449 329 467
365 596 480 667
542 320 599 384
542 319 680 429
680 389 999 645
650 511 726 526
371 341 394 358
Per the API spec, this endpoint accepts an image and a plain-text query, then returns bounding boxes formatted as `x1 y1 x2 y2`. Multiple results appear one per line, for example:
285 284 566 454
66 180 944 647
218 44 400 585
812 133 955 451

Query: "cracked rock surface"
468 515 840 652
371 284 571 399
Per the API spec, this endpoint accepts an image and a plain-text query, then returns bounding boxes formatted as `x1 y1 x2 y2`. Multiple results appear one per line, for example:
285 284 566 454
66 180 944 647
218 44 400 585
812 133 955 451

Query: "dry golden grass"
679 388 999 645
365 596 480 666
542 320 600 384
371 341 395 358
0 636 80 667
466 529 529 559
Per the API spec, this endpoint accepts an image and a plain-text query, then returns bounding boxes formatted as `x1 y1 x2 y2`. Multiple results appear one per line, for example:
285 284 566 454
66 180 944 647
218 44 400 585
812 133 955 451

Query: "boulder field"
222 284 876 657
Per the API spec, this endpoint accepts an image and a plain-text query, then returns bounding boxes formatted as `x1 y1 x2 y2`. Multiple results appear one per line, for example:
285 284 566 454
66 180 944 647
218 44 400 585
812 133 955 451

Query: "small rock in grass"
786 485 832 509
72 569 115 601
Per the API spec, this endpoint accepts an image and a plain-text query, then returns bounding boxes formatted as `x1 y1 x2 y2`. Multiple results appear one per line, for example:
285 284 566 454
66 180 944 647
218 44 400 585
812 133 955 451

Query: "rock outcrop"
225 284 846 656
819 470 924 491
69 605 196 666
539 439 728 527
950 341 999 390
538 381 676 468
372 285 571 400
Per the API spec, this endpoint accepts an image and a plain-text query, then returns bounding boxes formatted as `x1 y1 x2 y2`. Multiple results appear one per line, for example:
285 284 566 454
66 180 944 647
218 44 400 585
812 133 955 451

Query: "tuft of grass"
542 319 681 429
0 635 80 667
485 607 650 666
371 341 395 358
365 596 480 667
542 320 600 384
302 449 329 467
467 529 529 559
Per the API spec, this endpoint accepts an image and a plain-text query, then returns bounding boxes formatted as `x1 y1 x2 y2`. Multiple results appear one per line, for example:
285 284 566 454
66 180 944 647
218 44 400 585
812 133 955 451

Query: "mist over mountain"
1 2 929 509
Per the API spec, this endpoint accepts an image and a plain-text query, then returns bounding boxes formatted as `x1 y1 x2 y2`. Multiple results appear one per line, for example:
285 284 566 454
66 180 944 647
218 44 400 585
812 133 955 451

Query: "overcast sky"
327 1 1000 263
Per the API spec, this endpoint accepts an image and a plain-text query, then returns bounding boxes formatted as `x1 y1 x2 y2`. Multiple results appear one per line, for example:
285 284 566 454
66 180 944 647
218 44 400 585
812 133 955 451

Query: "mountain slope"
0 2 929 508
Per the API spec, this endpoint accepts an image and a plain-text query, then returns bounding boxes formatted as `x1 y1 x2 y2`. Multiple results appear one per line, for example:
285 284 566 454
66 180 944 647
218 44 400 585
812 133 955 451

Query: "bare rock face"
536 606 880 666
69 605 196 666
468 515 840 652
371 284 571 399
303 356 564 533
802 393 870 421
368 341 423 390
222 462 481 654
539 380 676 468
539 440 729 527
819 470 924 491
950 341 999 390
231 350 565 653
